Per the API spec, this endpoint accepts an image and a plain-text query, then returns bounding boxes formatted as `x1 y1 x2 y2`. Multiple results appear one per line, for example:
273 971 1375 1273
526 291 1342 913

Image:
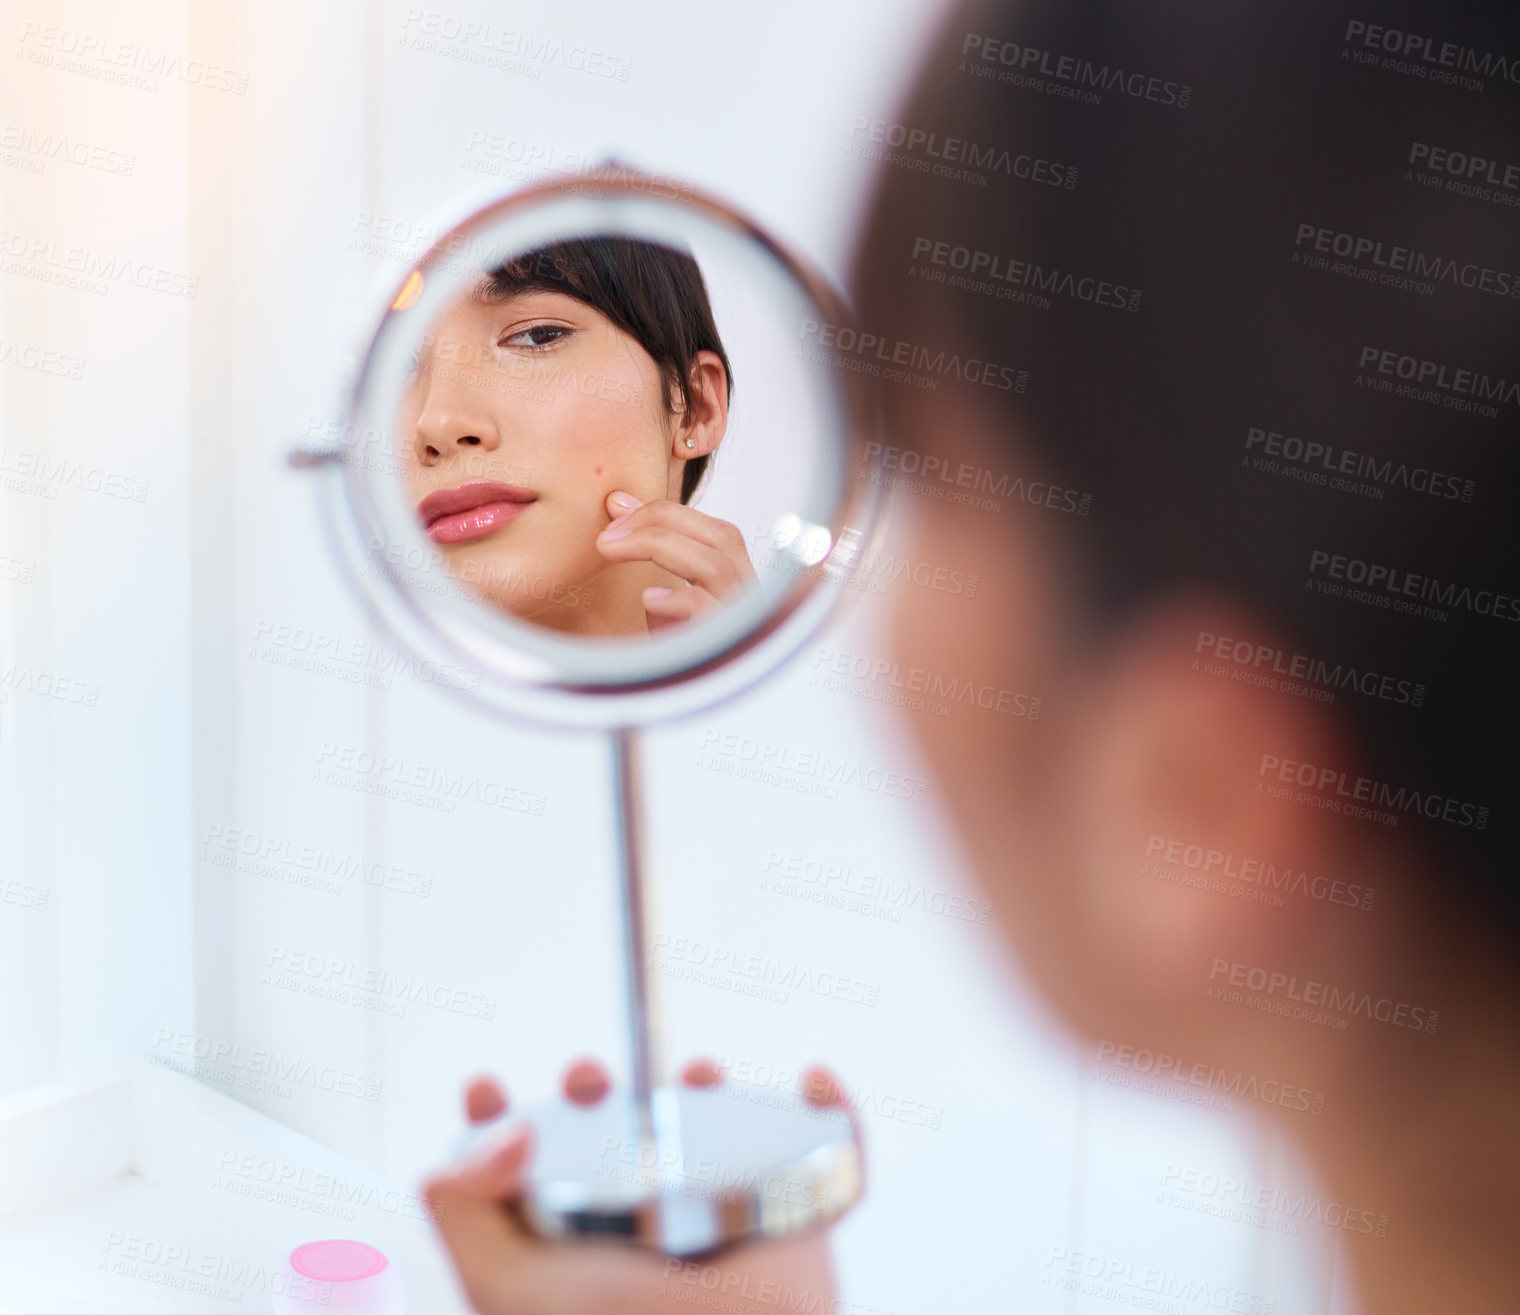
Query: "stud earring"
684 438 695 449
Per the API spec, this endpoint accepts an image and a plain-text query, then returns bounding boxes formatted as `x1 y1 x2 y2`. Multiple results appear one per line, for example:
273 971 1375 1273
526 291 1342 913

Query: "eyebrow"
471 277 579 308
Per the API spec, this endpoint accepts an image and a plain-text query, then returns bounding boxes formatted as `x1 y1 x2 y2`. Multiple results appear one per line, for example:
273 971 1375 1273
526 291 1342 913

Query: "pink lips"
418 480 537 544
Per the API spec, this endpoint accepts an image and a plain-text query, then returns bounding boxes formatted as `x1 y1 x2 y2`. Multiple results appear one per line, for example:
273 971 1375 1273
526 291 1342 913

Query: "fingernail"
681 1057 723 1087
610 490 642 511
600 523 632 541
801 1069 836 1104
563 1058 612 1106
644 587 673 600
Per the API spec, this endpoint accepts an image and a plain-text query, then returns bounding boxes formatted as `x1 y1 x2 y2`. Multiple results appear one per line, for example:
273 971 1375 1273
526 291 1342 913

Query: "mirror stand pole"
611 727 660 1164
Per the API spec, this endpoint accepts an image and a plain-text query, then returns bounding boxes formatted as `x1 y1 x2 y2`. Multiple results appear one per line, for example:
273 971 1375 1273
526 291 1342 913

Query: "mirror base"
468 1084 862 1257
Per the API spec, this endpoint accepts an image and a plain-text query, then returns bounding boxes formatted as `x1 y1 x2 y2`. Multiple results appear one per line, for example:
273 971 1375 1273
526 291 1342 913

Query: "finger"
463 1074 508 1124
598 525 745 597
681 1057 724 1088
626 498 750 553
423 1126 536 1308
603 498 760 578
426 1121 535 1205
562 1057 611 1106
642 584 719 630
799 1066 865 1191
800 1065 849 1109
606 489 643 519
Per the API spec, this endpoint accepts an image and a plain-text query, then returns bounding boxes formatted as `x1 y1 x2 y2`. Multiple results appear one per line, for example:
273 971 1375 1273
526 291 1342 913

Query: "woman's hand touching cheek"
596 490 759 632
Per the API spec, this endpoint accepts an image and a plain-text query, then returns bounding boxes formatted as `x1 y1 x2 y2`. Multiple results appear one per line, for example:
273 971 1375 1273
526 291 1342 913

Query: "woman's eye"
503 324 570 349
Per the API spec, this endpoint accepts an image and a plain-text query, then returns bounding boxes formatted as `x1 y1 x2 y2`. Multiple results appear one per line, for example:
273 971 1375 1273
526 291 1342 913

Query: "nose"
411 351 501 467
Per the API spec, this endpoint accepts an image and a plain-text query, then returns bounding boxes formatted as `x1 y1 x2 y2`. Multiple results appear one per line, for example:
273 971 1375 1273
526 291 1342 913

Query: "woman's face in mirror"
398 285 689 630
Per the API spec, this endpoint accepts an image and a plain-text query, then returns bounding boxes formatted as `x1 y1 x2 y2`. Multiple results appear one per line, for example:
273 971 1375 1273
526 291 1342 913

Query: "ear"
671 350 729 459
1062 594 1367 1039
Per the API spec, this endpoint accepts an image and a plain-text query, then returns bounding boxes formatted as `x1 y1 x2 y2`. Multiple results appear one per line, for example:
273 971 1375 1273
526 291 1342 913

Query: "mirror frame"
294 168 887 731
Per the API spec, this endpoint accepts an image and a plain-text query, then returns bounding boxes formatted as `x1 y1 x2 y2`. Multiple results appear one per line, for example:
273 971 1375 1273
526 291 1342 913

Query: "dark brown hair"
485 236 733 504
852 0 1520 922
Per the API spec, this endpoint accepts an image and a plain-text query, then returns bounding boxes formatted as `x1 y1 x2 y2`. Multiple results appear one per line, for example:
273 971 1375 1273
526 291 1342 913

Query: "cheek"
561 386 665 467
528 395 629 502
887 509 1005 821
884 498 1062 894
583 412 667 508
395 399 423 488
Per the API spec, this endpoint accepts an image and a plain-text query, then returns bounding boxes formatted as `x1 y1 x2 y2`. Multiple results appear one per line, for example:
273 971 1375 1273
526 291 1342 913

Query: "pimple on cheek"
594 465 603 476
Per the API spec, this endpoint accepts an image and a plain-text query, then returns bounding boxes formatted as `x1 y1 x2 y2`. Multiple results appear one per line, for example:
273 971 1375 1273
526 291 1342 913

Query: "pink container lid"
290 1239 389 1283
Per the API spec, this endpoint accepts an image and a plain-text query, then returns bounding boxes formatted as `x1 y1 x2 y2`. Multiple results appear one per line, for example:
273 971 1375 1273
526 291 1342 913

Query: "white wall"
0 1 1351 1311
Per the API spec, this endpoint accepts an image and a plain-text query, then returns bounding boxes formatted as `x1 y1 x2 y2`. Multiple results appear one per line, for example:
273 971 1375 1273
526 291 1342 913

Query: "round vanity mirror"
295 167 882 1257
298 169 885 731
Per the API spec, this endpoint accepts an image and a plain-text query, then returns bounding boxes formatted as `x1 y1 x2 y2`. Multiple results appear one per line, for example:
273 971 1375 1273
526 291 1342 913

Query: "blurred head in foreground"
855 1 1519 1309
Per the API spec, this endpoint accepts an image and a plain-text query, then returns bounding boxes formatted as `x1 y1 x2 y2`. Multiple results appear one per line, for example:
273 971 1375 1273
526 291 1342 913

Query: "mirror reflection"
396 235 760 637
